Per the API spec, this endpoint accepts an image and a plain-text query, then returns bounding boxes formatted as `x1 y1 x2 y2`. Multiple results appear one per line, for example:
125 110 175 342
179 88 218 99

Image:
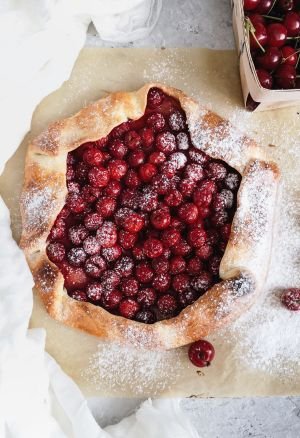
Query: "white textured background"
86 1 300 436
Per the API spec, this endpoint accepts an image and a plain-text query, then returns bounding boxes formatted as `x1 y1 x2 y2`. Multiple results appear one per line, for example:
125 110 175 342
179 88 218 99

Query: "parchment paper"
0 48 299 398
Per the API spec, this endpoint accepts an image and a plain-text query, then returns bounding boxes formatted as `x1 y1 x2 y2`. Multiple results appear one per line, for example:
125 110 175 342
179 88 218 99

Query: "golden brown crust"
20 83 280 350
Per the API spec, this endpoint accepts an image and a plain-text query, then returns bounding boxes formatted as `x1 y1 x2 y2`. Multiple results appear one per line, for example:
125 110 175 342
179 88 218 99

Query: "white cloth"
0 1 199 437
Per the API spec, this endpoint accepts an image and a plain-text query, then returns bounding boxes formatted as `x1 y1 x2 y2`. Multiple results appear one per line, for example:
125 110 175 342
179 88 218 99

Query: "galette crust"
20 83 280 350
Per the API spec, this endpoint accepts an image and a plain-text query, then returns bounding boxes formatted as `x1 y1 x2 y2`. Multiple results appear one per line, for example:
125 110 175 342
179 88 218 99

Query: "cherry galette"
21 84 279 349
45 88 241 323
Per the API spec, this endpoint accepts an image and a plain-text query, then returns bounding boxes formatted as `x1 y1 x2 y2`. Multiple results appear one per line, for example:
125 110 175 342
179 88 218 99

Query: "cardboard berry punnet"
232 0 300 111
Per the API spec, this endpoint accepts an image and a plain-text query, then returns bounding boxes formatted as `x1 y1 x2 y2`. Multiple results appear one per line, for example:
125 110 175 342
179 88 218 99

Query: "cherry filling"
46 88 241 323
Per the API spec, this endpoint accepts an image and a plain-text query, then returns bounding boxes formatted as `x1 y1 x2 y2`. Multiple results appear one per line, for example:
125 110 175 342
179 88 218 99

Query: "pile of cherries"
46 87 241 324
244 0 300 89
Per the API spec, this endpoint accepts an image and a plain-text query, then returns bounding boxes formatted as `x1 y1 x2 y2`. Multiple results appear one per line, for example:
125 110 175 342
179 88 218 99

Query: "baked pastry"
20 83 280 350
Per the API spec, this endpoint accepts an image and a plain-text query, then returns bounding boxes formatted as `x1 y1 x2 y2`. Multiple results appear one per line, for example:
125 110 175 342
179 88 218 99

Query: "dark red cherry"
274 64 296 88
256 69 273 88
279 0 295 12
281 46 298 65
188 340 215 367
255 0 272 13
283 12 300 37
255 46 281 70
267 23 287 48
244 0 260 10
249 23 268 50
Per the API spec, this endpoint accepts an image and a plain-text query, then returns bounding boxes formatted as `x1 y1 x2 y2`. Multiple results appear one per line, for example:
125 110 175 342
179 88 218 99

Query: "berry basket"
232 0 300 111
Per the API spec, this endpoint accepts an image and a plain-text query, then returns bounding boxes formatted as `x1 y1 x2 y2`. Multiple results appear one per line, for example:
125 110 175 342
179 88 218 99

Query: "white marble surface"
85 1 300 436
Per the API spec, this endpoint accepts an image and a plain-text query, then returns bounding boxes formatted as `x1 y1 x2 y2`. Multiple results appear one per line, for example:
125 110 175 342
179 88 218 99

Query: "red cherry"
244 0 260 10
149 151 166 165
137 287 157 307
256 68 273 88
168 110 186 131
84 212 103 230
135 262 154 283
143 237 164 258
248 14 265 27
206 163 227 181
178 289 198 307
101 270 121 291
196 244 213 260
281 288 300 311
191 272 213 293
274 64 296 88
81 185 101 204
185 164 204 182
68 224 89 246
104 180 122 198
96 221 118 248
119 299 140 319
95 137 108 149
152 257 169 274
101 290 122 310
255 0 272 13
125 130 142 150
151 208 171 230
169 256 186 275
121 277 139 297
281 46 298 65
283 12 300 36
88 166 109 188
146 112 166 132
84 255 106 278
249 23 268 50
46 242 66 263
67 247 87 266
161 228 181 247
64 266 88 290
156 132 176 154
128 150 145 167
165 189 183 207
172 238 191 257
255 46 281 70
83 148 104 166
172 274 190 293
140 128 155 148
139 163 157 182
187 257 203 275
66 193 86 213
147 87 164 108
279 0 295 11
188 340 215 367
114 256 134 278
267 23 287 47
176 132 190 150
86 282 103 301
178 179 195 197
109 139 128 159
188 228 207 248
96 197 116 218
157 294 178 317
68 290 87 302
119 230 137 250
108 159 128 180
178 203 199 224
101 245 122 263
135 310 157 324
152 273 171 292
110 122 130 140
83 236 101 255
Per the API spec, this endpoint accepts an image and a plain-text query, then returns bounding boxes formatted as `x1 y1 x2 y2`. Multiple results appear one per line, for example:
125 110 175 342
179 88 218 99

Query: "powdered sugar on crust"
21 185 57 234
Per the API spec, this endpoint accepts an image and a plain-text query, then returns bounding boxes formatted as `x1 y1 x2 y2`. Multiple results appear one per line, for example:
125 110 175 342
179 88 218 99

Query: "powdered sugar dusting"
218 108 300 379
83 342 186 396
21 185 57 232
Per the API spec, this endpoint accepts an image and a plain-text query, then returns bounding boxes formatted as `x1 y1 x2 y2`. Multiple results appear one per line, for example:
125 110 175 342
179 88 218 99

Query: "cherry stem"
245 18 266 53
282 48 300 64
287 36 300 39
268 0 278 13
262 15 282 21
